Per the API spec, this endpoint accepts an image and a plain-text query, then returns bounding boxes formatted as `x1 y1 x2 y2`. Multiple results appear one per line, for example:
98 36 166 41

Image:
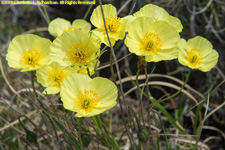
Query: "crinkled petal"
91 4 117 29
145 47 179 62
166 15 183 32
199 49 219 72
6 34 40 69
125 17 155 55
44 87 60 95
178 36 219 72
50 29 100 67
72 19 91 30
139 4 169 20
87 77 117 108
92 29 116 46
48 18 71 37
187 36 213 55
60 73 92 110
32 38 51 66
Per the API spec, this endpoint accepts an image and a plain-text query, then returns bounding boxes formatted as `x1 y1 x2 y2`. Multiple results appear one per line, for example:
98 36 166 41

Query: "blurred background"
0 0 225 149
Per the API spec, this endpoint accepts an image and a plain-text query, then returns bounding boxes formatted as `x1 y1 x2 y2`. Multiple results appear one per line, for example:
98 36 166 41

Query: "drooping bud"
81 133 91 147
26 130 37 144
137 56 147 71
137 126 149 143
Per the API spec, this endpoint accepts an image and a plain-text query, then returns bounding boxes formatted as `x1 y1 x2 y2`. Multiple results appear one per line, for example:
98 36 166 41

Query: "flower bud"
81 133 91 147
137 56 147 71
137 126 149 143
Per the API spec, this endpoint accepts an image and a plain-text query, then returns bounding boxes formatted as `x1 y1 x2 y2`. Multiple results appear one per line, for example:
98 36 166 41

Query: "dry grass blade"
117 73 205 99
0 110 37 132
124 81 199 105
0 53 17 94
203 98 225 123
202 126 225 141
0 116 25 134
22 27 48 34
173 138 210 150
203 136 221 143
186 0 213 15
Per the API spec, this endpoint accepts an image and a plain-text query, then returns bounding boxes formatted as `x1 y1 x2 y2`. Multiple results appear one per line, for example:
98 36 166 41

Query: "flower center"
20 48 41 67
141 32 163 53
66 43 89 65
48 69 66 87
63 26 77 32
103 14 121 33
186 48 203 67
75 90 100 113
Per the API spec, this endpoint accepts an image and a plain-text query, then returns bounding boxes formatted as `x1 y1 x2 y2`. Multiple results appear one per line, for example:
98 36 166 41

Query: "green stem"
86 67 91 78
153 69 192 105
109 50 116 83
136 69 141 122
148 96 186 134
78 118 84 149
144 65 155 149
31 71 37 97
42 5 50 24
92 116 102 130
148 70 191 134
83 5 93 20
98 1 135 147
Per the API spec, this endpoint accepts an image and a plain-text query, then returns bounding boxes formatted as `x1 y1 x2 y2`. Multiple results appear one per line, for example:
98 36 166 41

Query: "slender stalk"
31 71 37 97
136 68 146 126
152 69 192 105
144 65 155 149
110 50 116 83
83 5 93 20
136 56 146 126
42 5 50 24
98 0 135 148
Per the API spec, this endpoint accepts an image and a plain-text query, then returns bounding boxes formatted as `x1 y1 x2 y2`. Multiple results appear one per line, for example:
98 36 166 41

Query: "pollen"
63 26 77 32
66 43 89 65
152 17 163 21
20 48 41 67
48 69 66 87
186 48 203 67
103 14 121 33
140 32 163 53
75 68 87 74
75 90 100 113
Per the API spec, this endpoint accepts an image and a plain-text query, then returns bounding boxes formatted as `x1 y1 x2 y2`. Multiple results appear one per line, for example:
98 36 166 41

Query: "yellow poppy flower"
133 4 183 32
178 36 219 72
6 34 51 72
125 17 180 62
50 29 101 70
60 73 118 117
90 4 127 46
36 62 75 94
48 18 91 37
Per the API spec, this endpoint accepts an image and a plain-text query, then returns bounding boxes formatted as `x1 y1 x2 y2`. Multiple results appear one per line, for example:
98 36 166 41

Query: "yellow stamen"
103 14 121 33
140 32 163 53
75 68 88 74
186 48 203 67
75 90 100 113
20 48 41 67
152 17 163 21
65 43 89 65
63 26 77 32
48 69 66 87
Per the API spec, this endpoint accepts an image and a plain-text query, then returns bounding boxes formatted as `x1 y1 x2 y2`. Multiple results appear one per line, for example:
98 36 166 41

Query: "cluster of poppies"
6 4 219 117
